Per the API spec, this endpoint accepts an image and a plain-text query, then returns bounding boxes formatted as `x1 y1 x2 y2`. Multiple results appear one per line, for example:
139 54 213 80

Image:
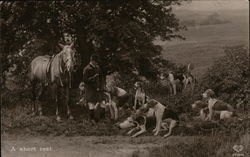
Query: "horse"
28 43 76 121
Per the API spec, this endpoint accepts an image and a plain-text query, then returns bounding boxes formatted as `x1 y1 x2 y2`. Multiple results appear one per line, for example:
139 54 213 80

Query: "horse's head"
59 43 76 73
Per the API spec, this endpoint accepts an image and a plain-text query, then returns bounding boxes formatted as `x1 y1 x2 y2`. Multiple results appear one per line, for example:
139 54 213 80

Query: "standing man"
82 54 101 123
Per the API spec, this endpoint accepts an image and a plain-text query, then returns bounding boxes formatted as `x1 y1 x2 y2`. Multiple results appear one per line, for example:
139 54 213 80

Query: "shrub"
202 45 249 105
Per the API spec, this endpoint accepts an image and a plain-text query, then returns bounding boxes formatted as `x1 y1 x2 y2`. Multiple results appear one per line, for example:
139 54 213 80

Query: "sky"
175 0 249 11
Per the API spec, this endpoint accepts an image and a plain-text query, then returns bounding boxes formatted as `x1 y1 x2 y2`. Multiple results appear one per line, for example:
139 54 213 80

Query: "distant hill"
155 9 249 78
181 12 231 27
175 9 248 26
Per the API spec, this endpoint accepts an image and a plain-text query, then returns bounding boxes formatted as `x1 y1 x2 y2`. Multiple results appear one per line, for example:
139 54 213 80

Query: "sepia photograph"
1 0 249 157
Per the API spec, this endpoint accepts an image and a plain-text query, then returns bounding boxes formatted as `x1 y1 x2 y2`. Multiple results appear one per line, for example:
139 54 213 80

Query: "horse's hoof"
69 115 74 120
56 116 62 122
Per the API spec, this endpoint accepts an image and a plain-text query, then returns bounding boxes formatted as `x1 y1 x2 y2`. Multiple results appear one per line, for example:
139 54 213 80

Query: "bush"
202 45 249 105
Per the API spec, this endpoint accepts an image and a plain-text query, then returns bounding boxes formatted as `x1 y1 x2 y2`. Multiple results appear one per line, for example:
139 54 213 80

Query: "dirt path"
1 133 199 157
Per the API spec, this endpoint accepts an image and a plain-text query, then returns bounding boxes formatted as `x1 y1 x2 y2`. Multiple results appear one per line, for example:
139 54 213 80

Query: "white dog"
144 99 179 137
191 89 236 121
134 81 146 110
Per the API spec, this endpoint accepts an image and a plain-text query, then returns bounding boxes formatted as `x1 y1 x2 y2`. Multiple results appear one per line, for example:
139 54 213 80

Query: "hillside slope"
155 9 249 78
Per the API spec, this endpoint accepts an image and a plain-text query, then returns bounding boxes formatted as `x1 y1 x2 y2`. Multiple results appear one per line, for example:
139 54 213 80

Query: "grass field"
155 9 249 78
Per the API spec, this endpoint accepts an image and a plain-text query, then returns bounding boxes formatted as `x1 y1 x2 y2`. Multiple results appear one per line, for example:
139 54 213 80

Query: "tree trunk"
72 32 94 87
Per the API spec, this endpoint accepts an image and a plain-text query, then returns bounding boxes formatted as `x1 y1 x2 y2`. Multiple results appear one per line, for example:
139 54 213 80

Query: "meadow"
156 9 249 78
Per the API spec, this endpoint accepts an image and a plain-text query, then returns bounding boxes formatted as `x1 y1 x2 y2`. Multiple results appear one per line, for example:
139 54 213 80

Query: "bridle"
58 46 75 88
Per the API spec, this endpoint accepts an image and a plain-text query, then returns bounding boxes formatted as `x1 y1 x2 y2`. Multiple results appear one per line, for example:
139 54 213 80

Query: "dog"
191 99 235 121
159 73 172 93
167 63 196 95
94 93 111 121
105 86 134 121
118 99 179 138
144 99 179 137
118 113 148 138
167 71 185 95
118 112 160 138
134 81 146 110
201 89 235 121
182 63 196 94
191 100 210 120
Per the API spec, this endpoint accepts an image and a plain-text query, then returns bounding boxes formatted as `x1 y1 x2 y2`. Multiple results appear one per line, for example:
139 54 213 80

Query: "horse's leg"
56 86 62 122
52 84 61 122
31 81 37 116
172 82 177 95
37 84 44 116
65 86 74 120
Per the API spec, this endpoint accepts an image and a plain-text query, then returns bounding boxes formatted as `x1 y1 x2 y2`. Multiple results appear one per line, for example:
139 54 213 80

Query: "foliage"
1 1 185 88
201 45 250 105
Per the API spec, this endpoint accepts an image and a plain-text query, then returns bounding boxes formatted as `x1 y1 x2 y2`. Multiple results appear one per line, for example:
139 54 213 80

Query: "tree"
1 1 185 87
